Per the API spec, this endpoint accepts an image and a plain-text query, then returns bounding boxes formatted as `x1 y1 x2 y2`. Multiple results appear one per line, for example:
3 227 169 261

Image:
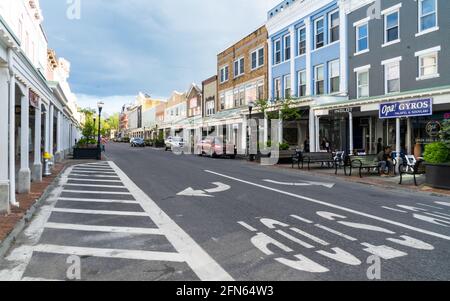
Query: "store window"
356 23 369 53
298 70 307 97
315 65 324 95
284 75 291 99
357 70 369 98
329 10 340 43
329 60 340 94
419 0 437 33
384 60 400 94
315 18 325 49
298 27 306 56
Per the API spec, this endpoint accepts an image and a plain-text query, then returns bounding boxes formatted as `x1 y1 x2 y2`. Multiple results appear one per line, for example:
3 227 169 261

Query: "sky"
40 0 281 115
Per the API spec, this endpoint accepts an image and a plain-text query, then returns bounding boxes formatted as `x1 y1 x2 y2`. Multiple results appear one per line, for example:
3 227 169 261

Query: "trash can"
43 152 53 177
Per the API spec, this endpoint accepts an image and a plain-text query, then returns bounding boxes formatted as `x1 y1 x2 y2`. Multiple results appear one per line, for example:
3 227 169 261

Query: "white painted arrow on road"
177 182 231 198
263 179 335 189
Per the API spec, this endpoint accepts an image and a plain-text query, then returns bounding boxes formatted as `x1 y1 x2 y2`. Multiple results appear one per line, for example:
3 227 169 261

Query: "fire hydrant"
43 152 53 177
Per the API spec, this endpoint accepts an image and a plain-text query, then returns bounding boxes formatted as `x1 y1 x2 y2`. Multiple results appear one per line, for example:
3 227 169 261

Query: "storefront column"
369 117 373 154
242 115 247 155
32 100 42 183
309 109 316 152
406 118 412 155
396 118 401 173
44 104 50 156
349 111 354 154
263 113 268 145
278 110 283 145
49 105 54 161
55 110 62 162
8 70 17 206
18 88 31 194
315 116 320 152
0 68 10 213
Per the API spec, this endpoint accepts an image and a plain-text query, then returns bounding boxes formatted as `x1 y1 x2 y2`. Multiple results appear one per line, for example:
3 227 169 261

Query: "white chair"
404 155 417 173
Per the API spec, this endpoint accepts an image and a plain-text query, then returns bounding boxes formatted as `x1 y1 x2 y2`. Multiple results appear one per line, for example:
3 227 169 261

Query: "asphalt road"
1 142 449 281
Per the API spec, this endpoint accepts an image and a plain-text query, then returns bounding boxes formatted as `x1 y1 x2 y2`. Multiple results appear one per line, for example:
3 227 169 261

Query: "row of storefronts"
121 0 449 160
0 1 81 214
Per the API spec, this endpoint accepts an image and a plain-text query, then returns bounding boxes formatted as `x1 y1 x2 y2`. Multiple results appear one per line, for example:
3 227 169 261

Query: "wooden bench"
346 155 381 178
298 152 337 171
399 160 426 186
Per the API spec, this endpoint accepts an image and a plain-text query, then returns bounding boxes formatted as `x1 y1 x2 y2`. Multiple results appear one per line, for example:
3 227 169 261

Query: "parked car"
131 137 145 147
165 136 184 151
196 136 236 158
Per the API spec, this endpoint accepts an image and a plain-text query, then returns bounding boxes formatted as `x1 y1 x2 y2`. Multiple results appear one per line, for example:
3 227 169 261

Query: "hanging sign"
29 89 39 108
379 98 433 119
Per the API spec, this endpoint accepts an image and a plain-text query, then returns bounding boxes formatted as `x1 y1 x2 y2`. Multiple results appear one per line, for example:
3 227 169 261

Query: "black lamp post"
97 101 104 160
248 101 255 161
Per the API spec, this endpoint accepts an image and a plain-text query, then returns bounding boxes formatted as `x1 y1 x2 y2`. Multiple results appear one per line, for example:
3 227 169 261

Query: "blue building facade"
266 0 348 151
268 0 346 100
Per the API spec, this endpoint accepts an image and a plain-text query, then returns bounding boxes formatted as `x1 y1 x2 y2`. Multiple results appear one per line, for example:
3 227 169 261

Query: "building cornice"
266 0 335 37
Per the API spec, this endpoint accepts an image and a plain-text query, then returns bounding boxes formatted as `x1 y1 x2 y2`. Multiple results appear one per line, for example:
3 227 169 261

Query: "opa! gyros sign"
379 98 433 119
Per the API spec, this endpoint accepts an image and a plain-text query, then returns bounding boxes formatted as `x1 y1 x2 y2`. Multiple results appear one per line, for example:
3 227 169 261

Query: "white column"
32 100 42 182
339 0 348 94
8 70 17 206
267 38 273 100
349 111 354 154
263 113 268 144
242 115 247 155
305 18 312 96
315 116 320 152
49 105 54 159
309 109 316 152
289 25 296 96
396 118 401 172
18 88 31 194
44 104 50 155
56 110 61 161
278 110 283 144
406 118 412 155
369 117 373 154
0 68 10 212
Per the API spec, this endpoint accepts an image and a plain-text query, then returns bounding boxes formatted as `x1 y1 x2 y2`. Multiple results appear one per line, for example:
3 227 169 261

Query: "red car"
196 136 236 159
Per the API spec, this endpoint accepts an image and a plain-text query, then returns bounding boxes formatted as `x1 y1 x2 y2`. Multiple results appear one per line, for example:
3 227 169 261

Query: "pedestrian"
304 137 310 153
321 138 331 153
377 146 394 176
376 138 383 154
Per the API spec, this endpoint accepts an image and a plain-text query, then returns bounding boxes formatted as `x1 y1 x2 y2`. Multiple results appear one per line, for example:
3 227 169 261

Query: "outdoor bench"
297 152 337 171
346 155 381 178
399 160 426 186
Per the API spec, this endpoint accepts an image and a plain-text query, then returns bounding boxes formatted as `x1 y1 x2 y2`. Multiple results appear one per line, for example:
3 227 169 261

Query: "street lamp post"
248 101 255 161
97 101 104 160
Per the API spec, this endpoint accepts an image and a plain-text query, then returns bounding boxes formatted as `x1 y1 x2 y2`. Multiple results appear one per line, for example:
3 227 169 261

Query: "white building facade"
0 0 81 214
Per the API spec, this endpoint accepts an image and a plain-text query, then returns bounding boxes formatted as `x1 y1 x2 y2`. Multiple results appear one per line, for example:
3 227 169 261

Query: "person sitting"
377 146 394 176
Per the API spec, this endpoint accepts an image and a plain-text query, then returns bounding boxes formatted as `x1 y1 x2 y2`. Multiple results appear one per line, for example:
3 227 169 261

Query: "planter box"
73 147 100 160
425 163 450 190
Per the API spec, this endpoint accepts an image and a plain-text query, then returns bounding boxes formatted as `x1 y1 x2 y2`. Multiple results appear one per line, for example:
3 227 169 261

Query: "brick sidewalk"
0 160 100 243
274 163 450 197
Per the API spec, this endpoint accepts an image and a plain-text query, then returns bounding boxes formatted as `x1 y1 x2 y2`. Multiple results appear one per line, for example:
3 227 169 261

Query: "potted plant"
73 108 101 160
423 120 450 189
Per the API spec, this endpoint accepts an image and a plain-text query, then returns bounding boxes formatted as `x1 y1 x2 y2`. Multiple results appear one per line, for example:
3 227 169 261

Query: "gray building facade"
347 0 450 99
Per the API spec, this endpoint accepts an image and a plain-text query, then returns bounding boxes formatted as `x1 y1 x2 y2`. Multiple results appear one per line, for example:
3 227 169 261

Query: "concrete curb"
0 165 68 259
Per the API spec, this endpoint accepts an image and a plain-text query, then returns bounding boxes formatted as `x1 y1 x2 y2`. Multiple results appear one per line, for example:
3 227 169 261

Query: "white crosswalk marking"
33 245 185 262
10 161 233 281
45 223 163 235
52 208 148 216
64 183 126 189
58 197 138 204
62 190 132 195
